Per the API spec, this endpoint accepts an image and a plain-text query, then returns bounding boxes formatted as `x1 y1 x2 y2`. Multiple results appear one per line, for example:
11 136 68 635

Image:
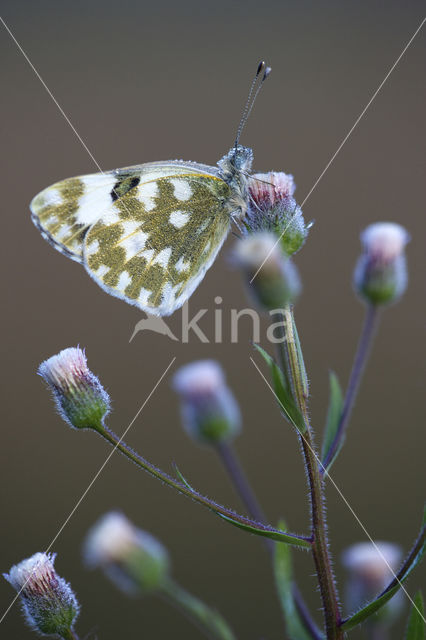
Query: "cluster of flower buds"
353 222 410 306
172 360 241 445
3 552 80 638
38 347 110 430
233 230 301 310
342 541 403 623
84 512 170 595
246 171 309 256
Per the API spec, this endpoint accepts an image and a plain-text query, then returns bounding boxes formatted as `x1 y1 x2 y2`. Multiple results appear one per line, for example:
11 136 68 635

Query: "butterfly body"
31 145 254 315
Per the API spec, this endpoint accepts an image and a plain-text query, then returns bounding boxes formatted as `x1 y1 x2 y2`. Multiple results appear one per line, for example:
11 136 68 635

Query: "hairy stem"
322 304 380 472
300 431 343 639
216 440 323 640
280 307 343 639
94 424 310 547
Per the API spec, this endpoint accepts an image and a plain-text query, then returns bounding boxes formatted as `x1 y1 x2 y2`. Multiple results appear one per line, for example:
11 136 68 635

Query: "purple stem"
322 304 380 473
216 441 323 640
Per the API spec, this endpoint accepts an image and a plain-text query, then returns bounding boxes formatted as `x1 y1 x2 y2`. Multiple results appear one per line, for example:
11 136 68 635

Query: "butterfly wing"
83 172 231 315
30 162 220 262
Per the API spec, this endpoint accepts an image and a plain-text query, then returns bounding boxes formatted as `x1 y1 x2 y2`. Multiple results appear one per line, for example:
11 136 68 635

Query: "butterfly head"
218 145 253 179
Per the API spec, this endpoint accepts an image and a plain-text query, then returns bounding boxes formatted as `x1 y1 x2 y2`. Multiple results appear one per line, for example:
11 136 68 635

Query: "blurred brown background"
1 1 425 638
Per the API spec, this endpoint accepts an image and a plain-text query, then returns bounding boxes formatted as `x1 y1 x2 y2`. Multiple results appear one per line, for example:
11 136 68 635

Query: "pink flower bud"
38 347 110 430
4 552 80 636
246 172 308 256
354 222 410 306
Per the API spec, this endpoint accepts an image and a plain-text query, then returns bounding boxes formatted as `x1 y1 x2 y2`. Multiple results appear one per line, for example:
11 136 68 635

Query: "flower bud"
3 552 80 637
172 360 241 444
342 541 403 622
38 347 110 430
246 172 308 256
84 512 170 595
233 231 301 310
353 222 410 306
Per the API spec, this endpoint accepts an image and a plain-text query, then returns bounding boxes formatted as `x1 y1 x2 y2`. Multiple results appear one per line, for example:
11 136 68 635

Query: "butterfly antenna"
234 60 271 148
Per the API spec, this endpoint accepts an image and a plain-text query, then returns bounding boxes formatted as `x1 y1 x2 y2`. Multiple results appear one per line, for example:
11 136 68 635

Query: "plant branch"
94 424 310 547
322 304 380 473
279 307 343 639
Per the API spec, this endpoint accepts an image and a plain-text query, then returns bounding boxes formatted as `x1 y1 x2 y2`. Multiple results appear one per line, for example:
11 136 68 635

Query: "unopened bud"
3 552 80 637
38 347 110 430
342 541 403 622
84 512 169 595
246 172 308 256
172 360 241 444
354 222 409 306
233 231 301 310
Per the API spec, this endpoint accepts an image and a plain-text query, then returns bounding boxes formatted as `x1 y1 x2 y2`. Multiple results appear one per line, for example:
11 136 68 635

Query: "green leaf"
274 520 324 639
172 462 196 492
254 344 306 433
341 511 426 631
405 591 425 640
321 372 344 472
218 513 311 549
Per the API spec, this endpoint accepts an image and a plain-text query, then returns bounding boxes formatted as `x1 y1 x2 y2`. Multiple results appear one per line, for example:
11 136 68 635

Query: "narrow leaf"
341 512 426 631
173 461 310 548
405 591 425 640
321 372 344 471
275 519 323 639
172 462 196 492
218 513 311 548
254 344 306 433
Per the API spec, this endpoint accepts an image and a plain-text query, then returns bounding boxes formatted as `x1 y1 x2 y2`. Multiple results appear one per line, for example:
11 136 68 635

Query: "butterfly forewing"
30 173 120 262
84 173 231 315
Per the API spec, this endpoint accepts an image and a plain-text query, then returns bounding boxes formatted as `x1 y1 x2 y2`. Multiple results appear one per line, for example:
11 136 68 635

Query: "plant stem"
95 424 310 547
215 441 271 548
161 578 236 640
322 304 380 472
300 431 343 640
215 440 323 640
281 307 343 639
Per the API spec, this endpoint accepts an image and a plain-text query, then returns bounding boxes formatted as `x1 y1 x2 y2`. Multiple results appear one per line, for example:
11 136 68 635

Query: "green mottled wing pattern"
84 174 231 315
31 165 232 315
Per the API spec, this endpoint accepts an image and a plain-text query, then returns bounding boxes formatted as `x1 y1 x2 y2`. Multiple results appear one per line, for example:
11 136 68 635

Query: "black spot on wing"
111 176 141 202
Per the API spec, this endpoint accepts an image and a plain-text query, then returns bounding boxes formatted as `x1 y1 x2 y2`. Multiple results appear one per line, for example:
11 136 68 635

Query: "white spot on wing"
152 247 172 269
169 210 189 229
96 265 109 278
43 189 63 207
102 209 121 225
120 220 141 236
140 248 155 263
138 287 152 306
121 231 149 260
170 179 193 201
138 181 158 211
175 256 190 273
117 271 132 291
76 176 117 225
86 239 100 255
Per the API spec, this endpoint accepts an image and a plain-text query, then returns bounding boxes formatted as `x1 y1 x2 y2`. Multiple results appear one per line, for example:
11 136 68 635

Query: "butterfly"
30 63 271 316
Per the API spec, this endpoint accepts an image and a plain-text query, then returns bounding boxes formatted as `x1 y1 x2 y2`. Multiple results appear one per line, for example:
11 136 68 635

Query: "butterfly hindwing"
84 173 231 315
